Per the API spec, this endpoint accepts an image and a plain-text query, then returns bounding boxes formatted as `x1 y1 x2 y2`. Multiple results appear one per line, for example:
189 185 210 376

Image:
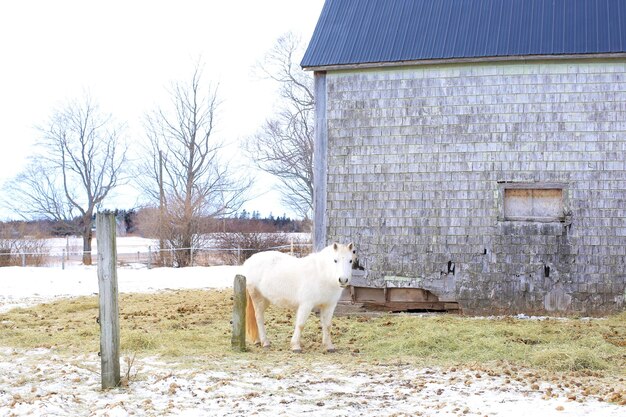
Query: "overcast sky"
0 0 325 221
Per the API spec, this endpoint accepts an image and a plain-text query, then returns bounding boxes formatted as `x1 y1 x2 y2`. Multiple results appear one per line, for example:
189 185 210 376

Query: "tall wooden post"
231 274 247 351
97 212 121 389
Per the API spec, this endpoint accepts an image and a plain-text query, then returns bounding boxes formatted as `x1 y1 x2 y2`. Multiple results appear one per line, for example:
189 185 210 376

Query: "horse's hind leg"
320 304 337 352
291 303 313 352
250 292 270 348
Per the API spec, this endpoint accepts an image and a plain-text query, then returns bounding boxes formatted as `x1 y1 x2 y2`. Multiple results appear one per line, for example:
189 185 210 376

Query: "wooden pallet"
339 285 460 313
361 301 460 313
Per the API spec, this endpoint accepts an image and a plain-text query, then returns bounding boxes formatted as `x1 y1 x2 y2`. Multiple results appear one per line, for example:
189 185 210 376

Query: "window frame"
498 182 567 223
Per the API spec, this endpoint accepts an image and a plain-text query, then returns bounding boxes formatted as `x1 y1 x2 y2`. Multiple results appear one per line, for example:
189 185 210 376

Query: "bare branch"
3 93 127 264
136 62 251 266
247 32 314 219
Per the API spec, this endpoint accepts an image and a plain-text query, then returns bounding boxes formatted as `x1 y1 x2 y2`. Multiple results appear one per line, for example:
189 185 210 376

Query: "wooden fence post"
231 274 247 351
97 212 121 389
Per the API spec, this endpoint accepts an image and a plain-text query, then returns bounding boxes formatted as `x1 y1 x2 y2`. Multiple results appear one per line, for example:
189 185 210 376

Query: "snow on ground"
0 264 239 313
1 346 623 417
1 261 624 416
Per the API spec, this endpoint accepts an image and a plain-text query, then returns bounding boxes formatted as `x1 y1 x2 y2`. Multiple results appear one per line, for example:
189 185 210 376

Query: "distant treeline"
0 208 310 239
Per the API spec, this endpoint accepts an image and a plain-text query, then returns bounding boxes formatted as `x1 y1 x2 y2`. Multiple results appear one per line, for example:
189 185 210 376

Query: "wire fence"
0 241 313 269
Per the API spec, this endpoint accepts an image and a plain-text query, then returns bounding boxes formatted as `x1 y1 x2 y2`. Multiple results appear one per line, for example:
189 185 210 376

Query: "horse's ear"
333 242 338 251
348 242 354 251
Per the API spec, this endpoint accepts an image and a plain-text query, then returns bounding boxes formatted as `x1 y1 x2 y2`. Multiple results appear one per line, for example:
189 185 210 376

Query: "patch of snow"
0 348 623 417
0 264 240 313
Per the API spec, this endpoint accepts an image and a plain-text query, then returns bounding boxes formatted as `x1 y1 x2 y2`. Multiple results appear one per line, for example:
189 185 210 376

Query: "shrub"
0 248 11 267
212 232 293 265
0 222 50 267
0 238 49 267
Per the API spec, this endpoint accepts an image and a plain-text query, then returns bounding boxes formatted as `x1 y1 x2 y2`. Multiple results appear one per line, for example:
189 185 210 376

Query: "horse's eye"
349 260 352 263
334 259 337 263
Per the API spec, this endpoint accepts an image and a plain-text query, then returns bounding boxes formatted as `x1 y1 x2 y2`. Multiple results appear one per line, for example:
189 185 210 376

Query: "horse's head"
331 242 355 288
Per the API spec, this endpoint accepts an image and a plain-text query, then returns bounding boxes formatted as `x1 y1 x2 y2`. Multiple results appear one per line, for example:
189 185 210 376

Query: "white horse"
243 242 355 352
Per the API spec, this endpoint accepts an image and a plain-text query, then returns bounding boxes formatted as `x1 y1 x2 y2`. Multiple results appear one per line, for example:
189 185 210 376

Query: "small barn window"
503 187 564 222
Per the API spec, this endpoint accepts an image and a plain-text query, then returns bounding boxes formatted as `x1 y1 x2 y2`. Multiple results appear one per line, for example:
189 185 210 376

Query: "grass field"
1 289 624 375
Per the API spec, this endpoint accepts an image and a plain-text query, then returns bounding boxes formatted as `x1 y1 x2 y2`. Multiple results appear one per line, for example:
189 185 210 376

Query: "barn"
301 0 626 315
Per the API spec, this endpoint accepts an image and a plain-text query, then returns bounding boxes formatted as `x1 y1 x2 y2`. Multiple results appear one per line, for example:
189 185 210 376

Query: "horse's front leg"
291 303 313 353
319 304 337 352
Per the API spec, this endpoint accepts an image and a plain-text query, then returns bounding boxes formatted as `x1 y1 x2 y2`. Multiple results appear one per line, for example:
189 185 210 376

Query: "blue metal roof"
301 0 626 68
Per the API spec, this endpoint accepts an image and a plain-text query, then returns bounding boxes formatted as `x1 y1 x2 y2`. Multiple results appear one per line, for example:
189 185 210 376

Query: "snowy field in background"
0 264 240 313
45 234 312 255
0 234 313 311
46 236 160 255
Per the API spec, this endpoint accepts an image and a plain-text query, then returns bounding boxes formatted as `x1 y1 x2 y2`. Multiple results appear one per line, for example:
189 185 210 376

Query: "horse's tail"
246 290 259 344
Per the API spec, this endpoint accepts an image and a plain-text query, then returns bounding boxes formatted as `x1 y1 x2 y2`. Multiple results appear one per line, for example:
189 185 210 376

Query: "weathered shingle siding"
324 59 626 314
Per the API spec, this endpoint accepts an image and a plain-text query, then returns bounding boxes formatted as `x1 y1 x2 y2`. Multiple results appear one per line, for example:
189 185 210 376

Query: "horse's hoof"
254 341 262 347
263 344 271 350
326 348 337 353
292 348 303 354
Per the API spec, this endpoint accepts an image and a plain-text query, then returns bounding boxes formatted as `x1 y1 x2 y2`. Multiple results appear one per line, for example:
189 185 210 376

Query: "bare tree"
246 33 314 218
139 64 250 267
4 95 126 265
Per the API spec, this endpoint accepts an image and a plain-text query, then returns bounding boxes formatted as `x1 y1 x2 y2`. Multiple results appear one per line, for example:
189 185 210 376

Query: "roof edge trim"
302 53 626 71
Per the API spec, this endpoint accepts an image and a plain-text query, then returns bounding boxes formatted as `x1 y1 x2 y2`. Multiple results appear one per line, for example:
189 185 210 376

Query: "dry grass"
0 290 624 375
